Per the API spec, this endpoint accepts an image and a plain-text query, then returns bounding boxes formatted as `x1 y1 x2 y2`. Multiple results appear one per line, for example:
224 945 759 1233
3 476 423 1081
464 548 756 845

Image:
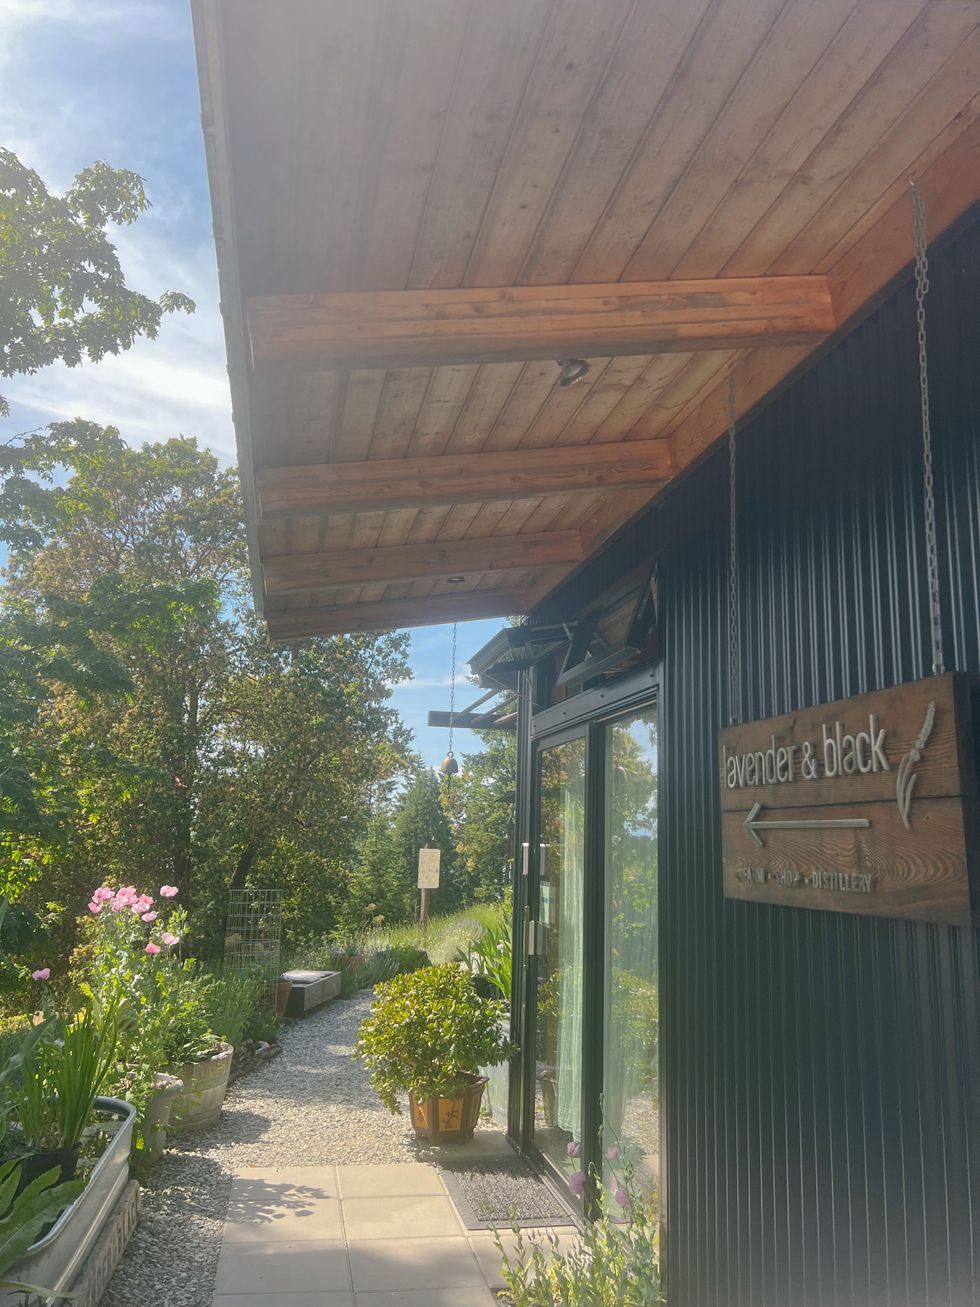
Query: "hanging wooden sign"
719 674 979 926
417 847 441 890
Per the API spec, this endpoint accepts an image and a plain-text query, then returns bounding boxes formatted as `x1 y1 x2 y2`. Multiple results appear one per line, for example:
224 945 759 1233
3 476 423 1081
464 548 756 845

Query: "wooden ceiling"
193 0 980 641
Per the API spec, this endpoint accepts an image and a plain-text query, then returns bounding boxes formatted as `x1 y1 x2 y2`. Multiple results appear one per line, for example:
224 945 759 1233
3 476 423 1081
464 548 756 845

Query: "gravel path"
103 990 420 1307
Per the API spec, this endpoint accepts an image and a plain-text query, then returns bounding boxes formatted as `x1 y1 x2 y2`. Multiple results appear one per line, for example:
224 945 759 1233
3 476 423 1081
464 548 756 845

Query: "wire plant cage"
223 887 284 1009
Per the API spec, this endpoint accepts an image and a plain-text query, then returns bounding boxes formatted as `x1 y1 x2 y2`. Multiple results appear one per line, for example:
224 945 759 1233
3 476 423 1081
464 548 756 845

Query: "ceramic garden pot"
141 1071 184 1164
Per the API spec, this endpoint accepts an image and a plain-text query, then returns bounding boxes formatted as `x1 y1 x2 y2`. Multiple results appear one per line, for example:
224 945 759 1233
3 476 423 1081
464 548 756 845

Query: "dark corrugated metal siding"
657 221 980 1307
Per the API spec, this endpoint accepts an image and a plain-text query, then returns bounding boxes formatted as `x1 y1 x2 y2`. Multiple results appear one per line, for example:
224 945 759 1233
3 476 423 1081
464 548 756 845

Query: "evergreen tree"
446 730 516 904
345 766 458 927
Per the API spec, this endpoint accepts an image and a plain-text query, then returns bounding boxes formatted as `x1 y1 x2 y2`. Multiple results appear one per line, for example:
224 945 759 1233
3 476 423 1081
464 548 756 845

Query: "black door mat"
439 1157 576 1230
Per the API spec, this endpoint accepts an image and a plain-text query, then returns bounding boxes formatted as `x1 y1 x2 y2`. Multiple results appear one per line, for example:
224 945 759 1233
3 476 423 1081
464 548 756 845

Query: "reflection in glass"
602 710 659 1200
534 736 585 1180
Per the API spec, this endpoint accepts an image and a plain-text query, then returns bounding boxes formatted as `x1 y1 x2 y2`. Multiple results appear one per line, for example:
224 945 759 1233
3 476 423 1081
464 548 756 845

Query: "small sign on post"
418 847 441 943
417 847 441 890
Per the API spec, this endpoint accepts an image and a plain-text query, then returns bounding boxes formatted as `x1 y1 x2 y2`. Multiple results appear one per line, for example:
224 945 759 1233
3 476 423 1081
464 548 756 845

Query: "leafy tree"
445 730 516 904
0 421 410 954
0 149 194 415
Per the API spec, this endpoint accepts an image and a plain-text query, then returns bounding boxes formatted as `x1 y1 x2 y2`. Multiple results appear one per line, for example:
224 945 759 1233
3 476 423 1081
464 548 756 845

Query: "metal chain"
911 182 944 677
727 371 740 724
447 621 458 757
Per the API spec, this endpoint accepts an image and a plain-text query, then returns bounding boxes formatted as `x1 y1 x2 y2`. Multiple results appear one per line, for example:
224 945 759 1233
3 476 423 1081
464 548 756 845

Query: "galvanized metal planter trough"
0 1096 137 1306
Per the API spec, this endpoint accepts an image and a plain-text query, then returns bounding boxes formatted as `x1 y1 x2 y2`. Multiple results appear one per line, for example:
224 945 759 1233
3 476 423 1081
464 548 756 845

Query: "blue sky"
0 0 504 768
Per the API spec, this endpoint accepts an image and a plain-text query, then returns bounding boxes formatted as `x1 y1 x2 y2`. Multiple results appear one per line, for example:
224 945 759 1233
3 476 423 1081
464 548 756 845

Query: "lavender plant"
494 1144 663 1306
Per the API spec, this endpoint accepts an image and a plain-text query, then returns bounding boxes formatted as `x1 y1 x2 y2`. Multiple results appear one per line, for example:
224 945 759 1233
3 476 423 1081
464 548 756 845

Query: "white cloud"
386 675 456 692
1 225 234 459
0 0 178 39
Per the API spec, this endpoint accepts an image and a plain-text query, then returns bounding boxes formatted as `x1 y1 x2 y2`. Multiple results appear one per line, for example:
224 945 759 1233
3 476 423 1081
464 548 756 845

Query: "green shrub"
289 904 507 990
353 963 515 1113
495 1156 663 1306
242 999 281 1046
455 912 511 1003
203 971 281 1050
13 1002 120 1154
0 1159 84 1300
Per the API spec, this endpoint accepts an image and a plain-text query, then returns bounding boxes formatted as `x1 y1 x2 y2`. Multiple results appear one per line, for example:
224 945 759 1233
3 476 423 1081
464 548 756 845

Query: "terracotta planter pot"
141 1071 184 1165
276 978 293 1017
408 1074 488 1143
167 1042 233 1132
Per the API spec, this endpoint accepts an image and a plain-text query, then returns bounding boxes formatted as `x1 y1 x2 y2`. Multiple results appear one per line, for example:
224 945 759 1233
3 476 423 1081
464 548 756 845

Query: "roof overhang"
192 0 980 641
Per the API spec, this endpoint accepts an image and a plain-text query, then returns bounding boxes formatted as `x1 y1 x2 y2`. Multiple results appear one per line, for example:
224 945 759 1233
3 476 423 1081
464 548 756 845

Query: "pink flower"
613 1184 630 1208
92 887 114 902
160 932 180 947
30 968 50 981
112 887 137 911
141 911 158 923
144 942 161 955
566 1141 581 1157
88 900 104 914
568 1171 587 1199
159 885 178 898
605 1145 620 1161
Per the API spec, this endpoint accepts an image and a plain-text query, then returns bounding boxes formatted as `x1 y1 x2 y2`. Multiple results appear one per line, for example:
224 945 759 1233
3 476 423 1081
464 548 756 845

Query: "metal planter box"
1 1096 137 1305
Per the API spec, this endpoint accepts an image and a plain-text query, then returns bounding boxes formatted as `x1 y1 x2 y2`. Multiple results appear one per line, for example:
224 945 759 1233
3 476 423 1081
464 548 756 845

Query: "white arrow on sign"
743 801 870 849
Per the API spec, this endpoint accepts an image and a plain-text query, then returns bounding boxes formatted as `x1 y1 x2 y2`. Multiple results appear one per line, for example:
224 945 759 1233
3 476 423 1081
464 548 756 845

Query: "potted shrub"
354 963 516 1143
146 962 233 1132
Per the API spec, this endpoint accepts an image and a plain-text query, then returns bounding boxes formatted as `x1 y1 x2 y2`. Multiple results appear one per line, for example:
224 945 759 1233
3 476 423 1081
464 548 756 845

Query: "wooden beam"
247 276 836 370
263 531 585 596
427 710 515 732
256 440 673 518
265 589 526 640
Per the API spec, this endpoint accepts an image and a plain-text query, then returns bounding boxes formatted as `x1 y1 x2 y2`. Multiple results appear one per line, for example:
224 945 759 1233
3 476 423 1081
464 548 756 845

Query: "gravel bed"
103 989 419 1307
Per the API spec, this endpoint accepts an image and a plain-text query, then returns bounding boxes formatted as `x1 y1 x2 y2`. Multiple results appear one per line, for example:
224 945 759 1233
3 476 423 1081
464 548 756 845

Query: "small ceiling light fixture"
446 575 466 584
556 357 591 387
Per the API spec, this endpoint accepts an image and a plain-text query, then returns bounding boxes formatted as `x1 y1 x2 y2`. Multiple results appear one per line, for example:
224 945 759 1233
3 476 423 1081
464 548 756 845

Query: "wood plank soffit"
266 589 527 640
667 122 980 481
247 275 836 370
263 530 586 596
256 439 674 517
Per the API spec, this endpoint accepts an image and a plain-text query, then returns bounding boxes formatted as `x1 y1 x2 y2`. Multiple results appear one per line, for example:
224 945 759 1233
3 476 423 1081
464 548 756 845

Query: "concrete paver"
212 1160 575 1306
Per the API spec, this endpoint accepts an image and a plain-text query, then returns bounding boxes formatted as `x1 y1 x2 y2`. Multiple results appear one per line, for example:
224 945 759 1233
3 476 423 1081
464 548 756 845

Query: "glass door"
524 699 659 1212
601 708 659 1198
531 732 586 1179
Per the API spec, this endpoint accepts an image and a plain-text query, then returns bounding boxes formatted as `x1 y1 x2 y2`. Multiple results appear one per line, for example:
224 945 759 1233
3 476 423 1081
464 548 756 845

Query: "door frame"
512 660 663 1216
521 720 591 1203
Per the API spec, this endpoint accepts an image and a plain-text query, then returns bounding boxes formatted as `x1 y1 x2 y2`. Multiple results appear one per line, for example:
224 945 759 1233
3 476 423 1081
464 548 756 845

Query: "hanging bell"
437 750 459 778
